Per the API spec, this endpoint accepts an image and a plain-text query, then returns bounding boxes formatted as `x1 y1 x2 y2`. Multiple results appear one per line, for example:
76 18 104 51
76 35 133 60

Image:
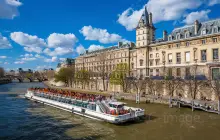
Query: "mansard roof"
152 19 220 44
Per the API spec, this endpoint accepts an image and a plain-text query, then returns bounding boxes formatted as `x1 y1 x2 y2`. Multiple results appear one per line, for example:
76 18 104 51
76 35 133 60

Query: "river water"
0 82 220 140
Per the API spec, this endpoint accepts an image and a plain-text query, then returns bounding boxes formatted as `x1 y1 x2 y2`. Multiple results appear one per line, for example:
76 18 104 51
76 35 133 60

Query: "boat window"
117 105 124 108
109 104 117 108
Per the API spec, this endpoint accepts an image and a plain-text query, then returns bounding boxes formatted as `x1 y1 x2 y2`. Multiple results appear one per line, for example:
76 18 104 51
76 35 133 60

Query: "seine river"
1 82 220 140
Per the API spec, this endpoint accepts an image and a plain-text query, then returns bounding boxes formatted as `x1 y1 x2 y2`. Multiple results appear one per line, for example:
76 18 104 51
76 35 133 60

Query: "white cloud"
80 26 126 44
24 53 33 57
0 0 22 19
88 45 104 52
59 58 66 62
0 33 13 49
21 57 36 61
118 8 144 31
44 57 57 63
14 61 25 64
10 32 46 53
35 54 44 58
47 33 78 48
0 56 7 59
183 10 211 25
76 45 86 55
43 47 73 57
209 0 220 6
4 62 9 65
118 0 205 30
42 33 77 56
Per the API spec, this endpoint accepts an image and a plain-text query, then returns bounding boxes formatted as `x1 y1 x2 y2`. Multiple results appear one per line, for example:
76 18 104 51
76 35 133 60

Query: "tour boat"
25 88 145 124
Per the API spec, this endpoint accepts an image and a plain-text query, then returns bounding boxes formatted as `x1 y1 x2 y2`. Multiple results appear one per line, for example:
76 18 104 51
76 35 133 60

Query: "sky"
0 0 220 71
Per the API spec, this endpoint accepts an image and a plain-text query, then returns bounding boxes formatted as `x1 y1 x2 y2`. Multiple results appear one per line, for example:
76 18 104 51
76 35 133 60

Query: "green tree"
110 63 130 92
55 67 74 87
75 69 90 89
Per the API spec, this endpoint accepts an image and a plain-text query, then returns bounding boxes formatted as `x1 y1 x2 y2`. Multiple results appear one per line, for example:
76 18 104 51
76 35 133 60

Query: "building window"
201 50 207 62
150 61 153 66
156 69 160 76
213 27 218 33
150 69 153 76
168 68 172 76
185 52 190 62
168 53 172 63
185 32 190 38
168 36 172 41
156 60 159 65
212 68 220 80
176 68 181 77
156 53 159 58
185 68 190 77
176 43 180 48
131 63 134 69
150 54 153 58
176 34 180 40
213 49 219 60
140 69 144 78
176 53 181 64
202 39 206 45
143 42 145 46
140 59 144 66
168 45 172 49
186 42 190 47
213 38 218 43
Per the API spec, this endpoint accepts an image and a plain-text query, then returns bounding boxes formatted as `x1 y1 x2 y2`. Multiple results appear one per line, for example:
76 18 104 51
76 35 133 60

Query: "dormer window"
213 27 218 33
168 35 172 41
176 33 180 40
185 32 190 38
202 29 206 35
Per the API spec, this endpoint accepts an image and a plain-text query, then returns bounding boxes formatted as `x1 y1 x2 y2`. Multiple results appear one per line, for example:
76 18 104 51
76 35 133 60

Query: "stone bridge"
5 75 48 83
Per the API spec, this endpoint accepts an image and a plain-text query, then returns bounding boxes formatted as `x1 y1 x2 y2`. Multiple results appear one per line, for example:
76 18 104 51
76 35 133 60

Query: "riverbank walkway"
44 81 220 114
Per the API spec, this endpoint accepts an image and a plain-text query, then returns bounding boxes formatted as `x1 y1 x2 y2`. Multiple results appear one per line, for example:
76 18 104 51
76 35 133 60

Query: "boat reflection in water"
25 88 145 124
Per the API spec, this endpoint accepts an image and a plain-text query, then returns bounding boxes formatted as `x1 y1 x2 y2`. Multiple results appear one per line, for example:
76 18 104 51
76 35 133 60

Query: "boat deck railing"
34 92 97 111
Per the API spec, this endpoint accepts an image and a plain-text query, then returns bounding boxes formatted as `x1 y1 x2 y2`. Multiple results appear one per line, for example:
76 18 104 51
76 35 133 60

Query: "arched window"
185 32 190 38
176 33 180 40
168 35 172 41
202 28 206 35
213 26 218 33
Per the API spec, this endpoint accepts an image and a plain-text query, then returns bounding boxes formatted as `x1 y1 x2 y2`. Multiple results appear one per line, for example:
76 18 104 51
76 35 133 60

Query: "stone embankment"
0 78 11 85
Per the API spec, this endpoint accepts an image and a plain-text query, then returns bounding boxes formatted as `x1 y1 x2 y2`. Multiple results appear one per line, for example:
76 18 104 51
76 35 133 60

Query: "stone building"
75 7 220 80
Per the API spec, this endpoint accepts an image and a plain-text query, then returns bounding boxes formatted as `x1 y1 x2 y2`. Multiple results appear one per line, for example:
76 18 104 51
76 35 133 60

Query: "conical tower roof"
137 6 149 28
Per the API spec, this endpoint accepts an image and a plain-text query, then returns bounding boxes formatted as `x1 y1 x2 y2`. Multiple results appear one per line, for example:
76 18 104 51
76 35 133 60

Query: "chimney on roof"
194 20 199 35
149 12 153 25
118 42 123 47
163 30 168 41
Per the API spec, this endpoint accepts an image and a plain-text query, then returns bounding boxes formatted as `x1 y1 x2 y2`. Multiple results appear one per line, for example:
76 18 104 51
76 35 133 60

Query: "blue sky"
0 0 220 71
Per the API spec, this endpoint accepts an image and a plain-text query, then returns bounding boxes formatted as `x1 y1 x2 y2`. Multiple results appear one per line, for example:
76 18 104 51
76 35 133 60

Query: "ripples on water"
1 83 220 140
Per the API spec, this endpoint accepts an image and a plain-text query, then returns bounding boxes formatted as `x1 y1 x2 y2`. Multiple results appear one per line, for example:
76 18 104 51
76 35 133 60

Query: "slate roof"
80 42 134 56
152 19 220 44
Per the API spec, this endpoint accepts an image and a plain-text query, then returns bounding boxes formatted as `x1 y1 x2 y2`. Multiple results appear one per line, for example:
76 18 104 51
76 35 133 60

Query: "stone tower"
135 7 155 78
136 6 155 47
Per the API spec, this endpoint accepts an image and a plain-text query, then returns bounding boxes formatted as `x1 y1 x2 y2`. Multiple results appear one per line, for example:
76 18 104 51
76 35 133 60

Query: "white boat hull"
25 90 145 124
